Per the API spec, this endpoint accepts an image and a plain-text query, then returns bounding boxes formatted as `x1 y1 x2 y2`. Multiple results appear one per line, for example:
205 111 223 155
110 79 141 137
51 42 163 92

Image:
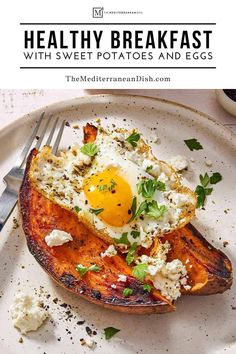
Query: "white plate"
0 94 235 354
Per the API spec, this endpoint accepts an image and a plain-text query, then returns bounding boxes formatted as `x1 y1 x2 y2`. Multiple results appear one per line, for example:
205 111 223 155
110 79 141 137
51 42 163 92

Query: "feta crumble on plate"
10 292 48 334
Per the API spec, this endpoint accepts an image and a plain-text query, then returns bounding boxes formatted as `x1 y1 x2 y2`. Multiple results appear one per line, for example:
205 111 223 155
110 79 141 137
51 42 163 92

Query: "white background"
0 0 235 88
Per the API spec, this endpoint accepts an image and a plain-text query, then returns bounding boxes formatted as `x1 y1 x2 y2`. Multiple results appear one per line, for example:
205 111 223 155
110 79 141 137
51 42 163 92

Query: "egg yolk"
83 167 133 227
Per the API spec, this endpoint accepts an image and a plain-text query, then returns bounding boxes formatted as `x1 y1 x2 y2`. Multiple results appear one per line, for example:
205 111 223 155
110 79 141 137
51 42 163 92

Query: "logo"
92 7 104 18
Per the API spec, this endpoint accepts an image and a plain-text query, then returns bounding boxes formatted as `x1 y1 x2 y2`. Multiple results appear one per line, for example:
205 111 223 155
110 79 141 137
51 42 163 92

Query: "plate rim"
0 93 236 148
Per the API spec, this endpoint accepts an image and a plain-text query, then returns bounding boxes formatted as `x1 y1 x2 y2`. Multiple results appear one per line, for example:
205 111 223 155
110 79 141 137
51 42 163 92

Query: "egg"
30 127 197 249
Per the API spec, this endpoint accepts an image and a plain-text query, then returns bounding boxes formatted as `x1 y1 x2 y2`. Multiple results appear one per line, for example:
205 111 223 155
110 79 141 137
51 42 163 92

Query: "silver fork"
0 113 65 231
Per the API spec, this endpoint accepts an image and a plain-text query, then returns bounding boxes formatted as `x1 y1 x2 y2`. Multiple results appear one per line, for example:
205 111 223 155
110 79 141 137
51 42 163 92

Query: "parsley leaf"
98 184 107 191
210 172 222 184
129 200 148 222
132 263 148 282
143 284 152 293
75 264 101 277
108 178 117 191
125 132 140 147
195 185 206 208
123 288 133 298
126 243 137 265
104 327 120 340
184 138 203 151
114 232 130 246
130 230 140 239
200 173 210 188
137 179 166 199
146 200 168 219
196 171 222 208
146 165 153 172
74 206 81 213
89 208 104 215
80 142 99 157
205 187 213 195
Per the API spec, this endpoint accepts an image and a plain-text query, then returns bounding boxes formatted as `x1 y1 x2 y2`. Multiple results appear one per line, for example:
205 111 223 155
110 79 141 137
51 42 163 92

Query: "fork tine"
46 117 59 146
35 114 53 150
19 111 45 167
52 120 65 155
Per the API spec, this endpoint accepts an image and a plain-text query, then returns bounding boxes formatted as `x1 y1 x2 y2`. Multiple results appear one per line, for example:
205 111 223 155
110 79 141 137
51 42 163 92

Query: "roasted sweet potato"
19 123 232 314
162 225 232 295
19 150 174 314
19 149 232 314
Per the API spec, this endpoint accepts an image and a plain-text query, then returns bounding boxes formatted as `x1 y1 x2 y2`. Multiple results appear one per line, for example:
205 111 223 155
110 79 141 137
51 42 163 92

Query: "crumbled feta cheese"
77 151 92 165
157 172 169 183
111 284 117 289
190 157 195 162
139 226 153 249
205 160 213 167
10 293 48 334
101 245 117 258
45 229 73 247
117 274 127 282
183 285 191 291
142 159 161 176
136 241 187 301
151 133 159 143
167 155 188 172
80 337 96 349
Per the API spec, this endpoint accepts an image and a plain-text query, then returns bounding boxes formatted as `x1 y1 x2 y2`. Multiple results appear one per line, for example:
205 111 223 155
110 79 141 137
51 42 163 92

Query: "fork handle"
0 187 18 231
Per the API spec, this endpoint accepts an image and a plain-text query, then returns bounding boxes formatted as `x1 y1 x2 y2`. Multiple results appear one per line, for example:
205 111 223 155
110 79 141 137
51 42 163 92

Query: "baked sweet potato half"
19 124 232 314
20 150 174 314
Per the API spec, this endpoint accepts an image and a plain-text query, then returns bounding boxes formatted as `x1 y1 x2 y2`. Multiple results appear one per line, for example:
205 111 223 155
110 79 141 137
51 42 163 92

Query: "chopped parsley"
129 200 148 222
114 232 130 246
129 199 167 222
195 171 222 208
80 142 99 157
143 284 152 293
200 172 210 188
98 184 107 191
89 208 104 215
125 132 141 147
210 172 222 184
123 288 133 298
126 243 138 265
184 138 203 151
130 230 140 239
98 179 117 192
104 327 120 340
108 178 117 191
146 200 168 219
146 165 153 172
75 264 101 277
132 263 148 282
74 206 81 213
137 178 166 199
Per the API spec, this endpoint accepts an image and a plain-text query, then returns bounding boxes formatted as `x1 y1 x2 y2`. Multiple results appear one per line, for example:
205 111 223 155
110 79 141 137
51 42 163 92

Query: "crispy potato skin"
163 225 232 295
19 149 174 314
